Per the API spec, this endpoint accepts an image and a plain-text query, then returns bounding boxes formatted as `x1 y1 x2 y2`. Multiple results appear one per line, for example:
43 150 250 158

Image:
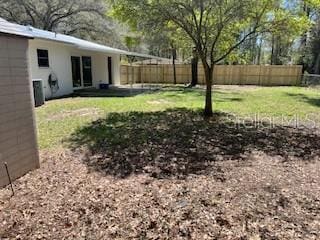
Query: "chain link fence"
302 74 320 87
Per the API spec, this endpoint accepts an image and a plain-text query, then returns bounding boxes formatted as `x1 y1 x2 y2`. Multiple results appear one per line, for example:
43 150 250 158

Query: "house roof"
133 58 183 65
0 17 33 38
0 18 166 59
28 26 129 55
125 52 168 61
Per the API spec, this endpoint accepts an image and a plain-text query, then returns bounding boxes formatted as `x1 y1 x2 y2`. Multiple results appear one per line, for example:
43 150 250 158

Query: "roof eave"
0 30 33 39
76 46 127 55
124 51 167 60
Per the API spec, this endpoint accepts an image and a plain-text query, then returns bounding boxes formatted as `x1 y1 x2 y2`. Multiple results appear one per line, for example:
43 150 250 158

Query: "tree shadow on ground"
68 108 320 179
286 93 320 108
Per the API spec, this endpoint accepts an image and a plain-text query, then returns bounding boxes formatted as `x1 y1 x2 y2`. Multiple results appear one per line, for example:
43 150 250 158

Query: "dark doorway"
82 56 93 87
108 57 113 85
71 56 81 88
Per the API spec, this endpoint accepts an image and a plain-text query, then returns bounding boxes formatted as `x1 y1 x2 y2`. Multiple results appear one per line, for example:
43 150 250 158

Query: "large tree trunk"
190 56 198 87
171 45 177 85
299 2 311 72
203 64 214 117
314 52 320 74
271 35 275 65
173 56 177 84
271 35 282 65
190 47 198 87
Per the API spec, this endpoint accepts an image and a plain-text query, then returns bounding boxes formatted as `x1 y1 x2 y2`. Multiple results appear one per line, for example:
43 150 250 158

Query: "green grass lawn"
36 86 320 149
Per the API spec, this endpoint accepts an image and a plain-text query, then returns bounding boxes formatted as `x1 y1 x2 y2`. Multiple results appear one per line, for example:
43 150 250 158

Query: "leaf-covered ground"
1 149 319 239
1 87 320 239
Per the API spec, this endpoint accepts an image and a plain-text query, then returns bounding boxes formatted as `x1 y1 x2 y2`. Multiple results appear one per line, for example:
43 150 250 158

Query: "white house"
0 18 163 100
27 28 127 99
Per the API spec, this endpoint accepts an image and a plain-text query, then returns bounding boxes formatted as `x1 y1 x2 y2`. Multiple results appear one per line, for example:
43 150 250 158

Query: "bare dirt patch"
148 99 171 105
47 108 102 121
214 85 260 91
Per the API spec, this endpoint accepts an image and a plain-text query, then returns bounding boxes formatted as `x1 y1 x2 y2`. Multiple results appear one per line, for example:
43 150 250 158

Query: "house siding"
29 39 121 99
0 34 40 188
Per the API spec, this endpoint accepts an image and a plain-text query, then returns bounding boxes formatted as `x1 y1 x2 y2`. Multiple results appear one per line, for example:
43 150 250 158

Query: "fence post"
297 65 302 86
141 63 144 89
156 60 159 85
162 64 165 83
126 65 129 85
259 65 262 86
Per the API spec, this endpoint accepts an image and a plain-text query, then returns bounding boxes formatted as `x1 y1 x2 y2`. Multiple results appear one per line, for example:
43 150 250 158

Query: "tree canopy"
111 0 306 116
0 0 124 47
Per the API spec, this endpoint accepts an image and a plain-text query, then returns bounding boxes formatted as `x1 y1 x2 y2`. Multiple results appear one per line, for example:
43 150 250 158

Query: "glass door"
82 56 93 87
71 56 81 88
108 57 112 85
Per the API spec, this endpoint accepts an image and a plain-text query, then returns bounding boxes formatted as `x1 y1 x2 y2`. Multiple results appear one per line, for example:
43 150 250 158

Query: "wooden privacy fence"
121 64 303 86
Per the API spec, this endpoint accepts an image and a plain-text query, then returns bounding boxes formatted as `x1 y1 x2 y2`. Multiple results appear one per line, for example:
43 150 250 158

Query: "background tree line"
0 0 127 48
2 0 320 74
139 0 320 73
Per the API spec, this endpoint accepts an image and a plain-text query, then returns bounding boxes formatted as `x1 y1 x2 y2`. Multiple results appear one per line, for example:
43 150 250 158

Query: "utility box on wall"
32 79 45 107
0 32 40 188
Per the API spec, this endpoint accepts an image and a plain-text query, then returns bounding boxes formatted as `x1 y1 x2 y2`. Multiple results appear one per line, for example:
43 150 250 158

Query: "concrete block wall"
0 34 40 188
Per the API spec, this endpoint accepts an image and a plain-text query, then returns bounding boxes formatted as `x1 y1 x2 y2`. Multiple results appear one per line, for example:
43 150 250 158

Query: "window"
37 49 49 67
